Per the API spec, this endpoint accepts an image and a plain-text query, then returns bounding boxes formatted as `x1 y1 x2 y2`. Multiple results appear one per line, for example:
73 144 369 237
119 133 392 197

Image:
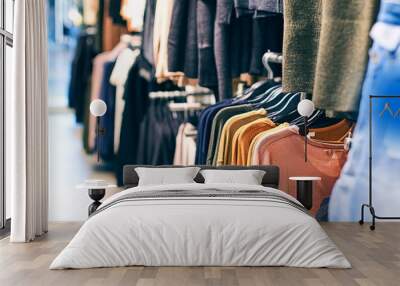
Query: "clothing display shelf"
359 95 400 231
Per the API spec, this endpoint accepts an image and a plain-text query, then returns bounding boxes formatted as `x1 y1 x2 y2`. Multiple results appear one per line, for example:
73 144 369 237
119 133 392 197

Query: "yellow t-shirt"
216 109 267 166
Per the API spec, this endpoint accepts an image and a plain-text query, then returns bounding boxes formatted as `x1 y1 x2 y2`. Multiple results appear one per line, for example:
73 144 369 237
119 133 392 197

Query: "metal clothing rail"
168 102 205 112
359 95 400 230
148 90 214 99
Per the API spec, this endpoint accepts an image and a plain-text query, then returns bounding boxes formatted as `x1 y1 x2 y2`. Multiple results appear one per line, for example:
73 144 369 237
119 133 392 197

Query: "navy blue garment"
153 107 181 164
197 0 218 88
141 0 157 68
195 107 213 163
249 14 283 76
136 102 182 165
68 31 97 123
195 106 217 164
115 57 150 186
230 15 253 78
135 85 182 165
98 60 116 162
195 99 234 164
168 0 198 78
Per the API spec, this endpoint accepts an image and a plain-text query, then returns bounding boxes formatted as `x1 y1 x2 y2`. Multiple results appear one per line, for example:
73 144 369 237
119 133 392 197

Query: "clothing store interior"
46 0 400 223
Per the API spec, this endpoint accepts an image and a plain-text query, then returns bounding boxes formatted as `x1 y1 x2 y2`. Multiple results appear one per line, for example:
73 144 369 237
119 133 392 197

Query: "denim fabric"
329 0 400 221
168 0 198 78
197 0 218 88
141 0 157 67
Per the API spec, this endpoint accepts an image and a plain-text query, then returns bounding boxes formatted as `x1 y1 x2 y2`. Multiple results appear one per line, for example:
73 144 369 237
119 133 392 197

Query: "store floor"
48 43 118 222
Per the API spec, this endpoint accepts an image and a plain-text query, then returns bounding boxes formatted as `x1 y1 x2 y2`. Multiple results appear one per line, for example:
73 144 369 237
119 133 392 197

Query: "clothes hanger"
380 102 394 117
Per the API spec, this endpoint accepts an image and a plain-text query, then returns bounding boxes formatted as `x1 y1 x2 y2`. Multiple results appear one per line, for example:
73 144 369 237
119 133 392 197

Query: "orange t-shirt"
231 118 275 165
309 119 354 143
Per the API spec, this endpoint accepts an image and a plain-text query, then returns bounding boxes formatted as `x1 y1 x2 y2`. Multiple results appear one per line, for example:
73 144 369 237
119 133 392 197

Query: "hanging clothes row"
195 69 355 217
68 0 134 125
113 55 214 184
136 92 208 166
76 0 284 107
68 29 214 185
139 0 284 100
112 55 188 185
79 34 141 154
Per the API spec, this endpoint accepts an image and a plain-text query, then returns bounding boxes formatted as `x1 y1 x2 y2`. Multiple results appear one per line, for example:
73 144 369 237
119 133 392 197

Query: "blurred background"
47 0 117 222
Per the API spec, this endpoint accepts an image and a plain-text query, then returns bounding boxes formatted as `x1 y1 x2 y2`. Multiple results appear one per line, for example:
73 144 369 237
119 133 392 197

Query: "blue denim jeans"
329 0 400 221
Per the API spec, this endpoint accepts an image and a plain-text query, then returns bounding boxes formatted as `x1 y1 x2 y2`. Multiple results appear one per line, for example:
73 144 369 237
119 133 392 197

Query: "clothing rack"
359 95 400 231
